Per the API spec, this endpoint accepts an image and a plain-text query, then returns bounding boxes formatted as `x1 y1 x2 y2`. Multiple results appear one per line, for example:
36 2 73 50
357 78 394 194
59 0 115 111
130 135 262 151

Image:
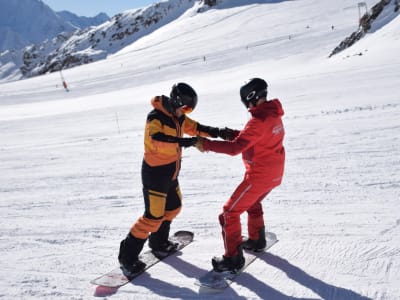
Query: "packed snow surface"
0 0 399 299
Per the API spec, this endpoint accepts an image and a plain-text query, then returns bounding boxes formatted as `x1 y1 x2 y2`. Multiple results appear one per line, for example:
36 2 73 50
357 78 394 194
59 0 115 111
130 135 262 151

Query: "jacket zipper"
172 117 182 180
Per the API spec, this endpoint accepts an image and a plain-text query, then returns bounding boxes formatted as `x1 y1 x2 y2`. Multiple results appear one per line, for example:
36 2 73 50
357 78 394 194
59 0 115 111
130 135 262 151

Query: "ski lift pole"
60 70 69 92
115 112 121 134
358 2 368 27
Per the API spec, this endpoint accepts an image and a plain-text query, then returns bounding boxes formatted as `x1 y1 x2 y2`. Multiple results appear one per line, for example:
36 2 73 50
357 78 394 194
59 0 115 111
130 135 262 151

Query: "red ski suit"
202 99 285 257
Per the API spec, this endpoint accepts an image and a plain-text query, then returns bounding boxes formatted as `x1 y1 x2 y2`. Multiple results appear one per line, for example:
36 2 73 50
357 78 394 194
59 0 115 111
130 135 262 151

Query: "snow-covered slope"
2 0 396 83
0 0 399 299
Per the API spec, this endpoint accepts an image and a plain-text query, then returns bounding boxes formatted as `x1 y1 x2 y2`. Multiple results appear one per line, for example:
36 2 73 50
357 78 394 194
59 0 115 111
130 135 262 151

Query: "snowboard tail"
91 230 194 288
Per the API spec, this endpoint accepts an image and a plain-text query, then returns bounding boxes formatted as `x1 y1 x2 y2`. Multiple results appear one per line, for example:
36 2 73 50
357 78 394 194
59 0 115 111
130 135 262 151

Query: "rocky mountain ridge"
1 0 220 82
329 0 399 57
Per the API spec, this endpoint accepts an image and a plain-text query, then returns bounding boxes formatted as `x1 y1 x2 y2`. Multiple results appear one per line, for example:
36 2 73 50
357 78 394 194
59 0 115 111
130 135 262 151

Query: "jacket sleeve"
183 116 219 138
151 132 179 143
151 132 196 146
148 117 195 146
202 117 263 155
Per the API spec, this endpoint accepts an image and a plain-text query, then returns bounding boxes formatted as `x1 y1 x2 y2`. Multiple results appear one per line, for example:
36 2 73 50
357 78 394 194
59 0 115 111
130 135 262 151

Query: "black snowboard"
91 230 194 288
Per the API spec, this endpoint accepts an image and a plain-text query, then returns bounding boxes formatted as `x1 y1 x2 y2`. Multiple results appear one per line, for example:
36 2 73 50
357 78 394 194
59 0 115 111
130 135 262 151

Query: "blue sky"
42 0 156 17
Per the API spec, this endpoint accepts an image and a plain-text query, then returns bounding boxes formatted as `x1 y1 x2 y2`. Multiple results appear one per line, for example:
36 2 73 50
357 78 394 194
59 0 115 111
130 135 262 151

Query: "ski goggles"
171 98 194 114
180 105 193 114
241 89 268 108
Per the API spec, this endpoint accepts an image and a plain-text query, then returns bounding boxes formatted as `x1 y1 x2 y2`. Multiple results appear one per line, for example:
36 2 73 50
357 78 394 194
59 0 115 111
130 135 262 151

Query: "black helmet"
169 82 198 114
240 78 268 108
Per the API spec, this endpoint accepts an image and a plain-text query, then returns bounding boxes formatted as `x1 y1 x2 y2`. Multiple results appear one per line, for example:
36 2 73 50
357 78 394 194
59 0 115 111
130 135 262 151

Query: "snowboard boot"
149 221 178 259
243 227 266 252
118 233 147 275
212 246 245 273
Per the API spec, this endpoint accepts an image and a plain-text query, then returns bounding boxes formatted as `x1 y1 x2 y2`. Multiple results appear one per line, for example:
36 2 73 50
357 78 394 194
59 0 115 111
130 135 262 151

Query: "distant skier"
195 78 285 272
118 83 234 274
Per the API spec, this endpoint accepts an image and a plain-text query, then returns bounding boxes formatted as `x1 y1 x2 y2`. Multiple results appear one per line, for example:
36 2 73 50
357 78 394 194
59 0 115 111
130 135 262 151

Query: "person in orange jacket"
118 82 234 274
196 78 285 272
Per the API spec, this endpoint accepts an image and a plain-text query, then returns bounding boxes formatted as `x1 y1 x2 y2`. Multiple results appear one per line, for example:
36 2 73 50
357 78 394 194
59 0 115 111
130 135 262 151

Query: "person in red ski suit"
195 78 285 272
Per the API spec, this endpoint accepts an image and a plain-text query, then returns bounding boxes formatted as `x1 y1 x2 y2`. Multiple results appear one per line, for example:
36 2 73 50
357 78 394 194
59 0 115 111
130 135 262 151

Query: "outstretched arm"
151 132 197 148
197 117 263 155
183 115 238 141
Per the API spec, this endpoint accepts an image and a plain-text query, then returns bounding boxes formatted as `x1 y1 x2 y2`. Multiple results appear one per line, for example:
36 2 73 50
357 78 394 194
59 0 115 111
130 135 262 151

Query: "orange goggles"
180 105 193 114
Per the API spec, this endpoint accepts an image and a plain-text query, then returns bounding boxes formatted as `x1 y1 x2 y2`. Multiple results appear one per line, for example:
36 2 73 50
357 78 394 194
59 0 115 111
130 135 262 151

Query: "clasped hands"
178 127 235 152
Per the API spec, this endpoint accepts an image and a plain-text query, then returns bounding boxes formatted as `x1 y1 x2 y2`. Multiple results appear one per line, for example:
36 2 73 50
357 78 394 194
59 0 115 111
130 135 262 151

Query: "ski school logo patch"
272 125 284 135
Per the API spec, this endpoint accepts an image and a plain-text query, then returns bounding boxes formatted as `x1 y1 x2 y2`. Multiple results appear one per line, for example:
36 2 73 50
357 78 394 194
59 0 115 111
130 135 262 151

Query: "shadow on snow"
94 251 371 299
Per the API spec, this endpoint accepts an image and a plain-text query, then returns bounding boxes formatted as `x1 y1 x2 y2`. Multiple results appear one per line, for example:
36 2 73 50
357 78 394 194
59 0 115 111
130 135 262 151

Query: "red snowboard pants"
219 178 271 257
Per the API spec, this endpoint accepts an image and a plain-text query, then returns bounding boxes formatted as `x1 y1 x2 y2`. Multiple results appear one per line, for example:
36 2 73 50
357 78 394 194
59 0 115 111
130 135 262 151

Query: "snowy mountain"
0 0 110 80
0 0 109 53
0 0 75 52
56 11 109 29
0 0 217 82
0 0 399 299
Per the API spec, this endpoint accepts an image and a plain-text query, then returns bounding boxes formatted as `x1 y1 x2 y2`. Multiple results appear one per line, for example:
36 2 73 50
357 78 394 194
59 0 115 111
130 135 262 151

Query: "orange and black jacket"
143 96 218 179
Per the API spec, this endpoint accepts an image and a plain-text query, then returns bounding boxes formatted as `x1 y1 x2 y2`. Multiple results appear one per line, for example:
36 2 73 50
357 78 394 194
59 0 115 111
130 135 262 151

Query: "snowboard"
195 232 278 290
91 230 194 288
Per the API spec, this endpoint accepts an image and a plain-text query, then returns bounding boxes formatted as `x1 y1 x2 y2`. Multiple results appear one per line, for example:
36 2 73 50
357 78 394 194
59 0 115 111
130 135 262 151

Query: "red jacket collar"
249 99 284 118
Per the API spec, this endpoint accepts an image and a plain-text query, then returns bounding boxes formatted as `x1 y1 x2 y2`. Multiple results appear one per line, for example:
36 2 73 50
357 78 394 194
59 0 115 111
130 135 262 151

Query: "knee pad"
163 206 182 222
130 217 162 239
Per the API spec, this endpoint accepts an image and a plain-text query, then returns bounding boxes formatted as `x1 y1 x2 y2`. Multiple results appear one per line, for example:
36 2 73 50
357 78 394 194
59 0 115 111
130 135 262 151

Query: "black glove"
197 124 237 141
218 127 236 141
209 127 236 140
203 127 235 140
177 137 198 148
